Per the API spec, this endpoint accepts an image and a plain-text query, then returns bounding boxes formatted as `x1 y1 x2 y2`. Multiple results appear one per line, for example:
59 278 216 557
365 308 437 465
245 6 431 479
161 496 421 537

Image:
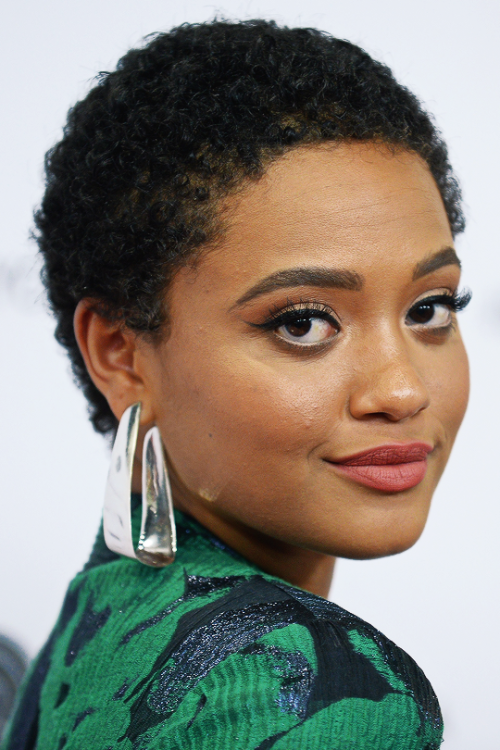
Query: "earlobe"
73 299 154 424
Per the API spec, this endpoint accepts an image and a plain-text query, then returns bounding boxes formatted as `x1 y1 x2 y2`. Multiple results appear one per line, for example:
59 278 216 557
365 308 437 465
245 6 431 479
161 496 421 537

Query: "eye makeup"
406 289 471 329
247 288 471 350
248 299 340 350
253 300 339 333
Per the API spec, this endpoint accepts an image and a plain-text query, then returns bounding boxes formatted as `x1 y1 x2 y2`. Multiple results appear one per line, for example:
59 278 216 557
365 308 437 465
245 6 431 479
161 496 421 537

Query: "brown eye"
277 317 337 345
409 303 434 324
285 319 313 337
407 301 451 328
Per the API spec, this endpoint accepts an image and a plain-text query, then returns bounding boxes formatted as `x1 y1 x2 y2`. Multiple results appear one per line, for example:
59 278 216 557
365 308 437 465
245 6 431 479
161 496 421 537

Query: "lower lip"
331 460 428 492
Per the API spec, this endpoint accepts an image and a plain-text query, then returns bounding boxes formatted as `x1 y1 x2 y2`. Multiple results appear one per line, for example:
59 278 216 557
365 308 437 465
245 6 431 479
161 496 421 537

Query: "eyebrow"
412 246 461 280
234 246 460 308
234 267 363 307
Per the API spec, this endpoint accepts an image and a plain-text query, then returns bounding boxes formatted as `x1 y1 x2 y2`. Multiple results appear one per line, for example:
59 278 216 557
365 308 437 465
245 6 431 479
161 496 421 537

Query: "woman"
3 19 469 749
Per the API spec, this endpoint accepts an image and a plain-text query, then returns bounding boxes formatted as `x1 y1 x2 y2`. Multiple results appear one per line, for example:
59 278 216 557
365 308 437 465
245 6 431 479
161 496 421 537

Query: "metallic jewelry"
103 402 177 567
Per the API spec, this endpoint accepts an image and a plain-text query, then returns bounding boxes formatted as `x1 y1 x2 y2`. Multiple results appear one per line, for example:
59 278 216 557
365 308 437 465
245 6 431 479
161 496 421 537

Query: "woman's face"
141 142 469 560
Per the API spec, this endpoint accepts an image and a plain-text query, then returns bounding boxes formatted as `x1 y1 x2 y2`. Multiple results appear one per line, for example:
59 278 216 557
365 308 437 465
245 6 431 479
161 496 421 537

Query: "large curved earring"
103 403 177 567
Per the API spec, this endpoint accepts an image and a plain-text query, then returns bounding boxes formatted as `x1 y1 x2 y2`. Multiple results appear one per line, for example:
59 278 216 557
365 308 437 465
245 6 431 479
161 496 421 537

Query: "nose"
348 345 430 423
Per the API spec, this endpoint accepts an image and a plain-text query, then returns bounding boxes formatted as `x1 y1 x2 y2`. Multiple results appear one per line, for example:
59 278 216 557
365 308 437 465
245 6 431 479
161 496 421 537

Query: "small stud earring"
103 403 176 567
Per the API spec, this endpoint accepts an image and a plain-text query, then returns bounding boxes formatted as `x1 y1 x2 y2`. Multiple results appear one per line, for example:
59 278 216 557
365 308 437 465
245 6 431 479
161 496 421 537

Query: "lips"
326 442 432 492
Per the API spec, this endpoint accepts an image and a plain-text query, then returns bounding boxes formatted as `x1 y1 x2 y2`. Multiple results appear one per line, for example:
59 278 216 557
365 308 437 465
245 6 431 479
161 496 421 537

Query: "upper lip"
327 442 433 466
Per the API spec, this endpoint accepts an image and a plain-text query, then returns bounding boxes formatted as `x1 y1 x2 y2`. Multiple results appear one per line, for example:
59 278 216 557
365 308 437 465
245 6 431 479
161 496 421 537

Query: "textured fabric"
3 507 443 749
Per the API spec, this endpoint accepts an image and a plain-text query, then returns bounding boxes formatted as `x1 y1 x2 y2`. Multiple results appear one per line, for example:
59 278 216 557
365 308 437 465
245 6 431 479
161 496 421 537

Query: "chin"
335 522 428 561
311 495 432 560
316 481 436 560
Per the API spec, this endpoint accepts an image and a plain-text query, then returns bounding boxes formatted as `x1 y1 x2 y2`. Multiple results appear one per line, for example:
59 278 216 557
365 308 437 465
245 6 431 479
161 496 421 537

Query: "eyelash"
408 289 472 319
252 289 471 344
255 300 338 332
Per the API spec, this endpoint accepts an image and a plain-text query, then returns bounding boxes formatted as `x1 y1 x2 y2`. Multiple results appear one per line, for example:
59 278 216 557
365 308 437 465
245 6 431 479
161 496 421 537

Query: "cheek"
157 346 340 493
428 338 469 439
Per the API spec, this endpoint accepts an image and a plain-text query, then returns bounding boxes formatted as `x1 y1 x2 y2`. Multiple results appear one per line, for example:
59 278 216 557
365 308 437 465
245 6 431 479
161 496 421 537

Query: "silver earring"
103 402 177 567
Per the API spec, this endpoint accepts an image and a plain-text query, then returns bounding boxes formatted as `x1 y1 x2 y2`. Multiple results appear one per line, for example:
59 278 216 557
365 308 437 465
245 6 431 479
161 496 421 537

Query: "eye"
276 315 337 345
406 297 453 329
249 301 341 348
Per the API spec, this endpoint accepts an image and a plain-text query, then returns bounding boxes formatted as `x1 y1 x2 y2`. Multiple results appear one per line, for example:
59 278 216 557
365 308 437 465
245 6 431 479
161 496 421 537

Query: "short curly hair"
36 19 465 437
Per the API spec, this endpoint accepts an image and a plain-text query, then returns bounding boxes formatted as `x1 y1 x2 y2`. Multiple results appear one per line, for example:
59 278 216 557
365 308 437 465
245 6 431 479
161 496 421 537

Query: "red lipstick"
327 442 432 492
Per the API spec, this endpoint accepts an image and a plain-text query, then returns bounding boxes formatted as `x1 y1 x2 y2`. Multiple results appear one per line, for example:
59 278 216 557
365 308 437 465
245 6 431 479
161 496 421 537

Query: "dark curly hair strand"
36 19 465 437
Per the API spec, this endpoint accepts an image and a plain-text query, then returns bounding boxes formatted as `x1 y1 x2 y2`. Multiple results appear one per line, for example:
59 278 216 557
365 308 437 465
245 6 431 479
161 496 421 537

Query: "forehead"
183 142 453 291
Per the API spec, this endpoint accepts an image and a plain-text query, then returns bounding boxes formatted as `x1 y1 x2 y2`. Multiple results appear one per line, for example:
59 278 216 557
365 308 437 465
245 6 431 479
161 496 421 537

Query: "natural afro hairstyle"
36 19 465 437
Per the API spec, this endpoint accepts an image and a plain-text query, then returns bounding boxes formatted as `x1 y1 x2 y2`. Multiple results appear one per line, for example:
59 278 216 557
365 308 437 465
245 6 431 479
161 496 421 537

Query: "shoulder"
5 531 443 750
146 573 443 749
58 566 444 748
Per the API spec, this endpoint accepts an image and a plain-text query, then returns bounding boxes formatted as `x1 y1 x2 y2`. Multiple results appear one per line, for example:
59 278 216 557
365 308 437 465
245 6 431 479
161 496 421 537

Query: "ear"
73 300 155 425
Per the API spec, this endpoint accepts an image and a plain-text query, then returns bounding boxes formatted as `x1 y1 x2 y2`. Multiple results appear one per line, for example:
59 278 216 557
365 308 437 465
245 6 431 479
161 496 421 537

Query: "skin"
75 142 469 598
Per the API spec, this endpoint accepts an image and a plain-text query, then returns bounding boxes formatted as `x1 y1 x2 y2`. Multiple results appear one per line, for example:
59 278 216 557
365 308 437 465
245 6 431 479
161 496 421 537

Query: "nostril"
348 364 430 422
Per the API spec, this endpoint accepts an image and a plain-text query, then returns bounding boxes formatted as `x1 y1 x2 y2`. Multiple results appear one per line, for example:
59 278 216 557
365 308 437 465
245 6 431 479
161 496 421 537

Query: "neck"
132 446 336 598
168 464 336 599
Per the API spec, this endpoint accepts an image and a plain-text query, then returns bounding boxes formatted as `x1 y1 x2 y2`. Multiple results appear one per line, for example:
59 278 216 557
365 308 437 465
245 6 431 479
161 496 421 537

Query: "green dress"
3 506 443 749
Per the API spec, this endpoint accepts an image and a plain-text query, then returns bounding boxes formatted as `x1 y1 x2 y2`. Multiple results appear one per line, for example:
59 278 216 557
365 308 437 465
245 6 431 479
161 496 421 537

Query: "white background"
1 1 499 747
